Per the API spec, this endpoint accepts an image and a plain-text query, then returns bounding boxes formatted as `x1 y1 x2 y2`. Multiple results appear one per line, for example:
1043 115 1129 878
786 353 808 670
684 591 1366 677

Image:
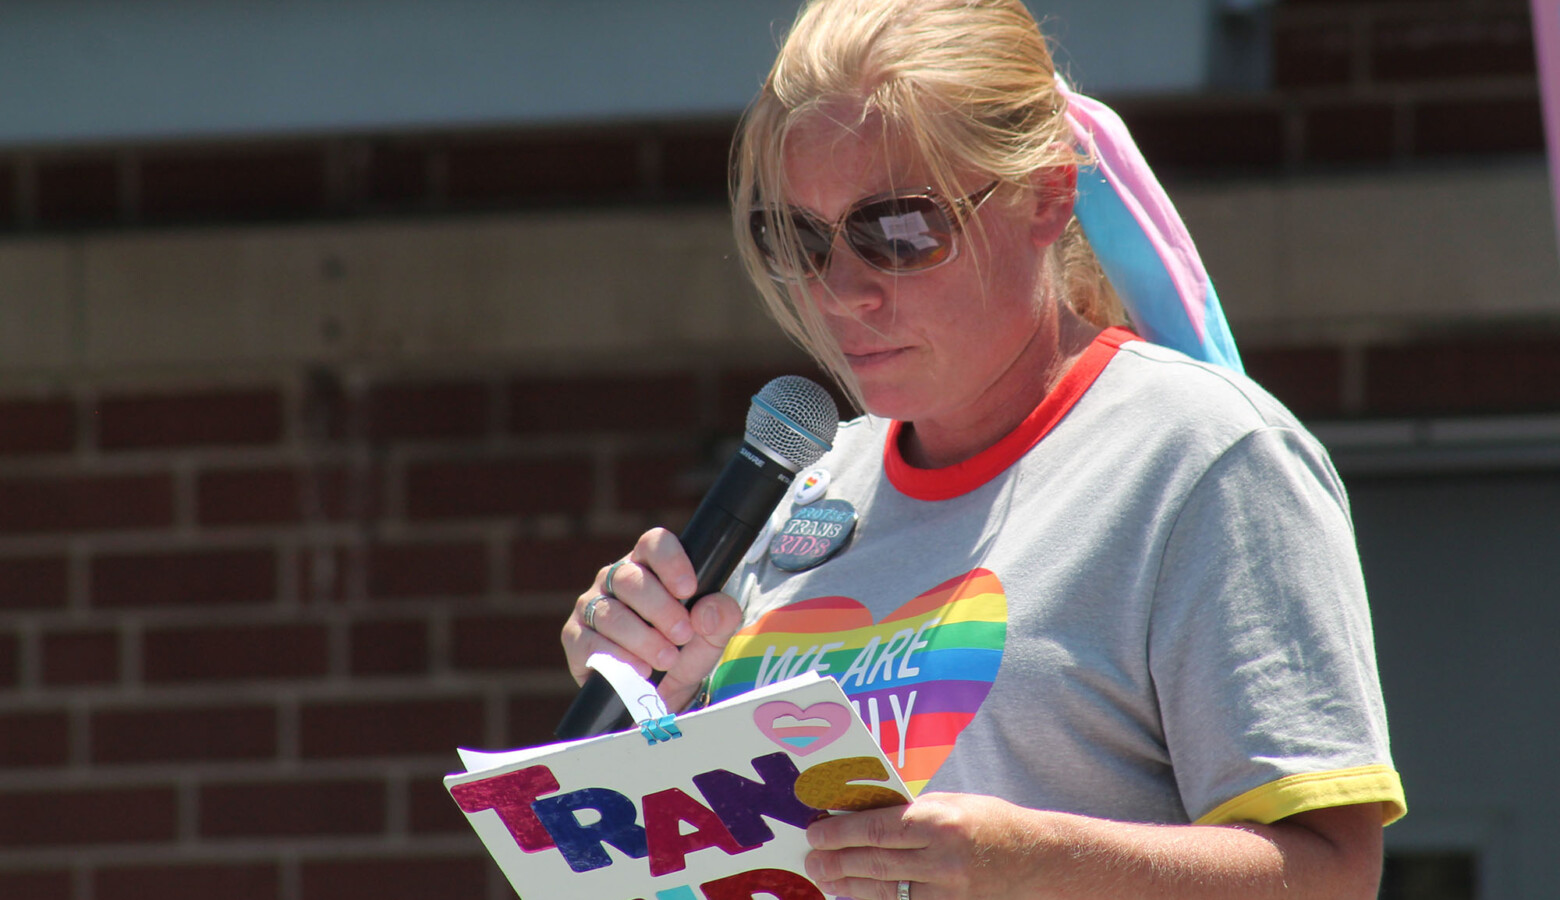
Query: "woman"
560 1 1405 897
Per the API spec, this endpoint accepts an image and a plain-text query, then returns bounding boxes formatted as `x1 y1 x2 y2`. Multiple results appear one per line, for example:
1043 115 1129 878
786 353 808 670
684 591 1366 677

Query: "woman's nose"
813 242 888 316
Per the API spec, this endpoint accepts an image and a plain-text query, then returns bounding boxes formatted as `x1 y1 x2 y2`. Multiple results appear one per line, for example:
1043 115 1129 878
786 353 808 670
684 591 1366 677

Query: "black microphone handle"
553 442 795 740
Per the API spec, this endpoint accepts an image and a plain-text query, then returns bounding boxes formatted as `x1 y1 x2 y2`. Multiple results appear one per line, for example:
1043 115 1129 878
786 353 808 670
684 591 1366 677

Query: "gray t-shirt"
710 330 1405 825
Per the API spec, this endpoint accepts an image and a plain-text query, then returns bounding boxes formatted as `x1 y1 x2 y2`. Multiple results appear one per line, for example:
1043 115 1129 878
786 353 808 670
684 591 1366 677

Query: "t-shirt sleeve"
1148 426 1406 826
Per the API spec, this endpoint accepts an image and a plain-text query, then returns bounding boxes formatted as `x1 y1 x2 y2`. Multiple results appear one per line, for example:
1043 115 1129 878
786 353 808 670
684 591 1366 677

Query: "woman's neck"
898 308 1101 469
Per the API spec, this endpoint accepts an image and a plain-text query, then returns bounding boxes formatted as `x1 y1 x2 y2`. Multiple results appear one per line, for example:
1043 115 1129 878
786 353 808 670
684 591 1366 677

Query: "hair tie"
1058 80 1243 373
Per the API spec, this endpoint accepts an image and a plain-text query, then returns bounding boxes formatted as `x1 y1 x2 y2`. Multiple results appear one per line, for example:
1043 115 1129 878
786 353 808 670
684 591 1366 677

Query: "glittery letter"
700 868 825 900
793 756 908 812
643 787 750 876
448 765 561 852
691 752 819 847
531 788 648 873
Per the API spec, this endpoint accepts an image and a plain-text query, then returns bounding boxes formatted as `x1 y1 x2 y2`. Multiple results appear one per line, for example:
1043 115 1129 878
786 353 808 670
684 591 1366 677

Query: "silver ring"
582 595 610 631
603 560 629 597
897 881 911 900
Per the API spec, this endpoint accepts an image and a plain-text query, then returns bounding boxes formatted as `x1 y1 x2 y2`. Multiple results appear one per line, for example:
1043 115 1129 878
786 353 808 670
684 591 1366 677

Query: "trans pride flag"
1535 0 1560 263
1060 82 1245 374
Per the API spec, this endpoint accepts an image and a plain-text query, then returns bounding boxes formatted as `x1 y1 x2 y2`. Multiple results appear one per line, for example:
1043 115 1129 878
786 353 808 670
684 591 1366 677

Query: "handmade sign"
446 669 909 900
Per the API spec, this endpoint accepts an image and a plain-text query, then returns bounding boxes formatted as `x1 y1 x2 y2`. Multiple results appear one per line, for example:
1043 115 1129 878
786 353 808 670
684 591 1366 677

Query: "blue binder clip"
639 714 682 746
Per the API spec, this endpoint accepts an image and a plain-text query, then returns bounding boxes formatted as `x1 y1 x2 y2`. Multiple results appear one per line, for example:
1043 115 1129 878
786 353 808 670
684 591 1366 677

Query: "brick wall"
0 366 844 900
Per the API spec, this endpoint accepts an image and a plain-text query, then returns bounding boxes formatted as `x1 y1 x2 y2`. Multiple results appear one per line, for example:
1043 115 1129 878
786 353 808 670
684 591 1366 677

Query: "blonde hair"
730 0 1124 401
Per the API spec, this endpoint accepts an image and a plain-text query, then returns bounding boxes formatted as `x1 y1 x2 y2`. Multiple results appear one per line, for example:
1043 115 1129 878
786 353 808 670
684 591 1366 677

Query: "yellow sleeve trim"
1195 764 1407 827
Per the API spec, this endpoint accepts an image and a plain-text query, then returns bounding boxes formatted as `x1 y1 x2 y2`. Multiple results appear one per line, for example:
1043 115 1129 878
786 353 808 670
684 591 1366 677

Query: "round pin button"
791 467 831 505
769 498 857 572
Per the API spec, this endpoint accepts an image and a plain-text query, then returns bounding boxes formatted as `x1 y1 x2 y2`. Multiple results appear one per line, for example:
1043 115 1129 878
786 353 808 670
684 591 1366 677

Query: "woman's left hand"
804 792 1049 900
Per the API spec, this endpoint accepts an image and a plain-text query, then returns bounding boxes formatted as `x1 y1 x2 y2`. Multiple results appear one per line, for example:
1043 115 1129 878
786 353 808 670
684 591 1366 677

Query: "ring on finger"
582 595 611 631
603 560 629 597
897 880 911 900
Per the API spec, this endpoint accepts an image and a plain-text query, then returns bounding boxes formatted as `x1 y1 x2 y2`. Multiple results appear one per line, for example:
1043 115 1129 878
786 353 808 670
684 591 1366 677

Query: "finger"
598 556 694 648
805 847 928 900
577 592 684 673
630 528 699 600
656 592 744 706
560 603 656 684
807 803 923 851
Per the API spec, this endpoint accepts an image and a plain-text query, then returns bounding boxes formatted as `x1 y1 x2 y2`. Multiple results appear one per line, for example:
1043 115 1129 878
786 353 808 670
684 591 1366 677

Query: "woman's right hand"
559 527 745 712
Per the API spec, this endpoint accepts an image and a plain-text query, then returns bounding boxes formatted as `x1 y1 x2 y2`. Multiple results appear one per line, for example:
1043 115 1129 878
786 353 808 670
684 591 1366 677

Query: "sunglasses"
749 180 1000 280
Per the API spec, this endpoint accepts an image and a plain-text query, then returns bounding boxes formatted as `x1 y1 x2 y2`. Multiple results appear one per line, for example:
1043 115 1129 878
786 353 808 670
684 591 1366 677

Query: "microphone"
555 375 839 740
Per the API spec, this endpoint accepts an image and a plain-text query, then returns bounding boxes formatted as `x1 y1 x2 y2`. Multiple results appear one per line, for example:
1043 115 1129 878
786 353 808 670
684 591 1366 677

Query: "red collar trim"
883 326 1132 501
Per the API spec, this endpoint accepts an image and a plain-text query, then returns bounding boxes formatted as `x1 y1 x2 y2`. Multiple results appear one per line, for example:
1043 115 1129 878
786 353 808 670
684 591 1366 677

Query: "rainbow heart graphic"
711 568 1007 794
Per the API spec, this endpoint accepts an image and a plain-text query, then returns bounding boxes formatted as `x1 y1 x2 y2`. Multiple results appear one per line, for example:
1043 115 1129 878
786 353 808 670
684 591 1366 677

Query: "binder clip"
639 714 682 746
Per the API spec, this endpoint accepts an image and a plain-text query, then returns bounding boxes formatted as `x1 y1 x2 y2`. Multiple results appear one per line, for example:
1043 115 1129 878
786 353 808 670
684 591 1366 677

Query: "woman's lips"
843 347 906 369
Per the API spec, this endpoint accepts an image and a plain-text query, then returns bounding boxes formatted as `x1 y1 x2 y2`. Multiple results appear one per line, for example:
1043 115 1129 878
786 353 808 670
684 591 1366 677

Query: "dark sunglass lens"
845 197 953 271
750 209 833 277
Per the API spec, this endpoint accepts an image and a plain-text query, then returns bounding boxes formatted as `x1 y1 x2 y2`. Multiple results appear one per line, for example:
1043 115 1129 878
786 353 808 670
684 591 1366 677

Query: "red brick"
446 133 640 203
1302 102 1399 164
1273 19 1357 88
1413 95 1544 156
510 536 640 593
0 710 70 767
0 871 71 900
300 856 489 900
408 774 470 834
42 629 119 685
0 473 174 534
0 633 17 688
37 156 120 227
0 555 69 610
96 863 278 900
140 147 328 221
1243 346 1347 418
363 140 434 206
509 372 701 434
143 623 329 683
92 546 277 609
200 779 386 837
368 381 492 441
451 614 567 672
92 704 277 764
1366 337 1560 414
614 449 707 512
197 464 382 526
0 397 76 455
508 693 578 749
1118 102 1288 171
299 697 486 759
96 388 284 450
0 786 177 845
0 161 15 226
403 457 593 520
367 540 488 599
350 619 429 676
1371 10 1536 83
661 123 739 196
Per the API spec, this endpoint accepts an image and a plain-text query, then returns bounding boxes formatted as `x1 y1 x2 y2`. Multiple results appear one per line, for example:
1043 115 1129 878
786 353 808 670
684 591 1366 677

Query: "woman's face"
780 114 1062 446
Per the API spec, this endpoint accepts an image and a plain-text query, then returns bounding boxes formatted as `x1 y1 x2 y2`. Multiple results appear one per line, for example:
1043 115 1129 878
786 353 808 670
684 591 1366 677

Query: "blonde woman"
562 2 1404 897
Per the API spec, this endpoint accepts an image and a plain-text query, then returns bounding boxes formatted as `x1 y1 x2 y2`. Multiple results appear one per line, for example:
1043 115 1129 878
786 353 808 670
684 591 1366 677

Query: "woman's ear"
1028 164 1077 249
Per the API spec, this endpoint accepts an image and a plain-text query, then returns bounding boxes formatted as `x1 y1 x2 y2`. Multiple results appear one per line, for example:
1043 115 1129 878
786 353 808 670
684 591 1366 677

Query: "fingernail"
701 604 721 636
657 647 680 669
669 621 693 644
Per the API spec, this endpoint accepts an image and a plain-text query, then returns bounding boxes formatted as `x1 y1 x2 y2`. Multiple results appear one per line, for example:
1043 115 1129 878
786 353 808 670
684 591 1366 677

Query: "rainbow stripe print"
710 568 1007 795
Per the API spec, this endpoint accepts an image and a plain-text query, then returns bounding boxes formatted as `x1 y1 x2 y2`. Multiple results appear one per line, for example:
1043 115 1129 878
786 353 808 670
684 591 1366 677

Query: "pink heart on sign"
753 701 853 756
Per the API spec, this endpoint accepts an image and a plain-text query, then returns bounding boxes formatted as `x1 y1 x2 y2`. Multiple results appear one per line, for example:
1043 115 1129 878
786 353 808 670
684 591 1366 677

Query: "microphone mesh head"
746 376 839 471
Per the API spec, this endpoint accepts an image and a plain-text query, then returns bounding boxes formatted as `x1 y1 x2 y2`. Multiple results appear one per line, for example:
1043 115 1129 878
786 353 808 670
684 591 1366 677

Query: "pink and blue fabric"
1061 82 1244 374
